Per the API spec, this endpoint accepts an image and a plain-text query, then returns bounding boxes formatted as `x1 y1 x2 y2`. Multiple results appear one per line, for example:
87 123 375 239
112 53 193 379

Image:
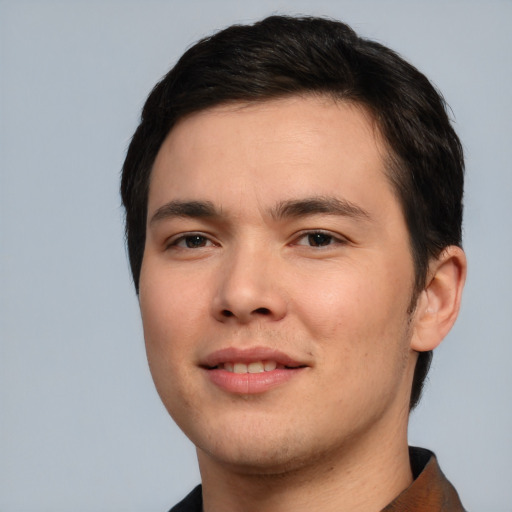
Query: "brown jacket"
169 447 466 511
382 447 466 511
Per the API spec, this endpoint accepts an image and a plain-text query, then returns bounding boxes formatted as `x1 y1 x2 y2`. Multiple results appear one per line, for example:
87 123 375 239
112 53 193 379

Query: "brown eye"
184 235 208 248
294 230 348 248
307 233 333 247
172 234 213 249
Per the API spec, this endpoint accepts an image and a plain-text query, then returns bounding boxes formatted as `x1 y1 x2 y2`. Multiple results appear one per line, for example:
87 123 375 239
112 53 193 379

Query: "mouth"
201 346 308 371
201 347 309 394
206 361 305 373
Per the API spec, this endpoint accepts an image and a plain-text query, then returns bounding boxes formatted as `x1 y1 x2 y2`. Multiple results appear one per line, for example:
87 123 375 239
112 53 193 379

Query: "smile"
202 346 307 369
202 348 308 394
213 361 302 373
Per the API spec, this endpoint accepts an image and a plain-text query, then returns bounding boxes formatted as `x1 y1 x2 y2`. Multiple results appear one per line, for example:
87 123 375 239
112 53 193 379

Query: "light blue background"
1 1 511 510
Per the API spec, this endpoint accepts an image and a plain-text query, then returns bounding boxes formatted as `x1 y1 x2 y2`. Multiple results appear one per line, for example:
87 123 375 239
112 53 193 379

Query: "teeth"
223 361 279 373
248 362 264 373
234 363 247 374
264 361 277 371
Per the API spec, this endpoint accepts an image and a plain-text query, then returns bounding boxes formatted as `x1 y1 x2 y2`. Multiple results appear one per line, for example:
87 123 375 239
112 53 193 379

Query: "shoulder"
168 485 202 512
382 447 467 511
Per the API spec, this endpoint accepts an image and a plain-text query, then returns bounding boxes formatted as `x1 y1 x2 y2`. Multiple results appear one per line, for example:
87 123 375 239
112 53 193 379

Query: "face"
139 96 419 475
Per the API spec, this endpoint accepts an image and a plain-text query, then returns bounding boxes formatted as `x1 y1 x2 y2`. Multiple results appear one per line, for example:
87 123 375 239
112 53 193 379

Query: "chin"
198 443 320 476
192 419 339 476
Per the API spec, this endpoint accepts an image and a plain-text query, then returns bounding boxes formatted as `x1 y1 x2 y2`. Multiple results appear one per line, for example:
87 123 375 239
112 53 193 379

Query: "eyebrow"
150 200 220 225
149 196 370 225
270 196 371 221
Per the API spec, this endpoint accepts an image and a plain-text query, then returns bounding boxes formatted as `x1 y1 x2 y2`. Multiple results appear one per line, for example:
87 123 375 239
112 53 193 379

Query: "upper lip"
201 346 308 369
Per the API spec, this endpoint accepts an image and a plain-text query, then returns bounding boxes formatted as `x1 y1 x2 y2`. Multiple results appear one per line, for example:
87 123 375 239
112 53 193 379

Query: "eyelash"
293 230 348 248
167 233 216 250
167 230 348 250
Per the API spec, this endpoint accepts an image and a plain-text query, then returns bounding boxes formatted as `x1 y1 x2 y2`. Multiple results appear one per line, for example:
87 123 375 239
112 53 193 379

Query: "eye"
169 234 214 249
294 231 346 248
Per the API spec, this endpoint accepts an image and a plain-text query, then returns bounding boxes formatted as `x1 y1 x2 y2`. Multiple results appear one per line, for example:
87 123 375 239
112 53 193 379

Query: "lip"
202 346 306 368
201 346 308 395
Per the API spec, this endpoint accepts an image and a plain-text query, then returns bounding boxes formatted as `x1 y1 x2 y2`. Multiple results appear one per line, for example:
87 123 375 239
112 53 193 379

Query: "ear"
410 246 467 352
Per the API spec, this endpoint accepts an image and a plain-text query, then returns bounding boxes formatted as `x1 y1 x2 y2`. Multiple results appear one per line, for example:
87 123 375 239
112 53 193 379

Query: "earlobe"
410 246 467 352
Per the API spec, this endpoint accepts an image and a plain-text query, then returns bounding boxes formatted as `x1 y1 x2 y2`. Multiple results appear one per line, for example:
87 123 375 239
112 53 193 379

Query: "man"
121 15 467 511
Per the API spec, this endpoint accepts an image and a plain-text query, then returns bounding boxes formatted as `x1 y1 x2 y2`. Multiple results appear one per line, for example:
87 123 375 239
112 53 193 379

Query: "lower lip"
205 368 304 394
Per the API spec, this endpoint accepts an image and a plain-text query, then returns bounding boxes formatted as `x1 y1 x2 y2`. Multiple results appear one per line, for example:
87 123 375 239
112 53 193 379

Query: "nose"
212 244 288 324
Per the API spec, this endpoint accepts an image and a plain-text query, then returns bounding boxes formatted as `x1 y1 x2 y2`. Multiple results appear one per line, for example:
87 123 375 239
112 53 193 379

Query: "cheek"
138 264 209 400
289 266 414 421
139 267 207 421
289 261 413 364
140 262 209 341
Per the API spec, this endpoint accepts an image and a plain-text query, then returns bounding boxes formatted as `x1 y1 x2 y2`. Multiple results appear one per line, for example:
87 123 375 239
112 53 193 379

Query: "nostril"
253 307 271 315
219 307 273 319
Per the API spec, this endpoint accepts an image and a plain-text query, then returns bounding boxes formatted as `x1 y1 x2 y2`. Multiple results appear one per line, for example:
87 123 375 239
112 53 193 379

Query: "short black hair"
121 15 464 409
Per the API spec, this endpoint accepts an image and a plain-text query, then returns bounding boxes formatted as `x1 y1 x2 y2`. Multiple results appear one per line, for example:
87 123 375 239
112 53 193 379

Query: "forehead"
149 95 396 218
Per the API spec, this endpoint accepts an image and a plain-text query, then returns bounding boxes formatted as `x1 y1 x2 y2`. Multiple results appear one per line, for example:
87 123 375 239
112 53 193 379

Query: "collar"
381 446 466 511
170 447 466 512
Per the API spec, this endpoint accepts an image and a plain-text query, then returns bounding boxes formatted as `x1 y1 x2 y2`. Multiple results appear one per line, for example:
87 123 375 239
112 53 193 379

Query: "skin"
139 96 466 512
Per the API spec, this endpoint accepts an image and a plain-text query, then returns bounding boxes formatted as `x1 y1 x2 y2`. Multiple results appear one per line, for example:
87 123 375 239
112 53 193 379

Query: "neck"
197 412 412 512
